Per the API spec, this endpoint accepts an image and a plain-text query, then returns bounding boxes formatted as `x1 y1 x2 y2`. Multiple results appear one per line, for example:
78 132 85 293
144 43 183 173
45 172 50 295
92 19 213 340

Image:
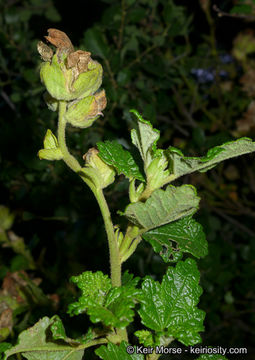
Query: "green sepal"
65 89 106 129
38 129 63 161
40 55 103 101
83 148 116 189
43 92 58 111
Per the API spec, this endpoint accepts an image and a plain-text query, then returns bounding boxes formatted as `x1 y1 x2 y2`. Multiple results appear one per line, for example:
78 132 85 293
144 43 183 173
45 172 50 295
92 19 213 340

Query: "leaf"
130 109 160 167
0 343 11 360
134 330 155 347
0 206 14 231
138 259 205 346
96 342 144 360
68 271 112 315
83 28 109 59
130 110 171 190
143 216 208 262
231 4 252 14
3 317 84 360
196 355 229 360
68 271 142 328
123 185 200 231
167 138 255 181
97 140 145 181
50 315 81 345
87 285 142 328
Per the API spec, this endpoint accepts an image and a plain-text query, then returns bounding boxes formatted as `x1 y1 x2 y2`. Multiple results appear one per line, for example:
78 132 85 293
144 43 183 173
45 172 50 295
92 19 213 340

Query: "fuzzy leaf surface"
96 342 144 360
124 185 200 230
167 138 255 181
138 258 205 346
68 271 141 328
143 216 207 262
97 140 144 181
197 355 229 360
68 271 112 315
130 109 160 166
3 317 84 360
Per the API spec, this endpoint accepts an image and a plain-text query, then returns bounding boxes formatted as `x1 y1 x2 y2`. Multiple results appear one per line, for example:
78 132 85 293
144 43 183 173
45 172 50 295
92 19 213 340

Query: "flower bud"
83 148 115 189
65 90 107 128
38 29 103 101
38 129 63 161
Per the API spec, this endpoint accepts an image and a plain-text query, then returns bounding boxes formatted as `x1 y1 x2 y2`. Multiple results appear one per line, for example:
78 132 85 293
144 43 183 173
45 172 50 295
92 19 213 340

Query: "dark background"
0 0 255 358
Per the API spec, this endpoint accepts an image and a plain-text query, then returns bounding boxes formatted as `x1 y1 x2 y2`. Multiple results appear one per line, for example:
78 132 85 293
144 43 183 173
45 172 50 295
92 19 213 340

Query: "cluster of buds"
37 29 107 128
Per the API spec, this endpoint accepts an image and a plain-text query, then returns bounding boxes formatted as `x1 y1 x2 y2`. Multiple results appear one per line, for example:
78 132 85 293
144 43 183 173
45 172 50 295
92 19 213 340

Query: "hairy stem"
57 101 127 341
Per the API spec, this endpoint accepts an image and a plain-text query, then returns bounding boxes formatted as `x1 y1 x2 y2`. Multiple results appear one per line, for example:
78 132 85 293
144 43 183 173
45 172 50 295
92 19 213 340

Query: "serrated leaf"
3 317 84 360
138 259 205 346
68 271 112 315
124 185 200 231
50 315 81 345
197 355 229 360
134 330 154 347
97 140 144 181
143 216 208 262
130 110 160 167
68 271 141 328
87 286 142 328
96 342 144 360
167 138 255 182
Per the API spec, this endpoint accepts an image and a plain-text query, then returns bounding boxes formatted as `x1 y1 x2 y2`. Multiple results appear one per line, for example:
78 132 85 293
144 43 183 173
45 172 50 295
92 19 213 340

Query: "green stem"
57 101 127 341
57 101 82 172
92 187 122 288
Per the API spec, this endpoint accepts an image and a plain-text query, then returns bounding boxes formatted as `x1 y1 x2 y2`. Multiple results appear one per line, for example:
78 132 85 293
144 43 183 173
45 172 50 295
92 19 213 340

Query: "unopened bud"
83 148 115 188
65 90 107 128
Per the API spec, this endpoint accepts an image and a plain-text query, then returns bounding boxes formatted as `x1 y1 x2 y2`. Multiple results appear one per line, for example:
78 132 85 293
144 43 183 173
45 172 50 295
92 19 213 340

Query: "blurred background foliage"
0 0 255 357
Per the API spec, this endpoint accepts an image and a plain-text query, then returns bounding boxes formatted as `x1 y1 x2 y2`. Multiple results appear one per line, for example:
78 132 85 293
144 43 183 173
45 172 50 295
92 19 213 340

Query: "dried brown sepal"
37 41 53 62
95 89 107 113
45 28 74 53
67 50 91 72
83 147 98 161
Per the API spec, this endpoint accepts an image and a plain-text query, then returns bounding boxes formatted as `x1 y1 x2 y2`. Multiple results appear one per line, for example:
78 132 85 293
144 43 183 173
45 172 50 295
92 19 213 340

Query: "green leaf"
3 317 84 360
0 206 14 231
83 28 109 59
96 342 144 360
68 271 142 328
230 4 252 14
167 138 255 181
130 110 160 167
50 315 81 345
0 344 11 360
68 271 112 315
138 259 205 346
143 216 208 262
123 185 200 231
134 330 155 347
87 285 142 328
130 110 170 190
97 140 145 181
197 355 229 360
